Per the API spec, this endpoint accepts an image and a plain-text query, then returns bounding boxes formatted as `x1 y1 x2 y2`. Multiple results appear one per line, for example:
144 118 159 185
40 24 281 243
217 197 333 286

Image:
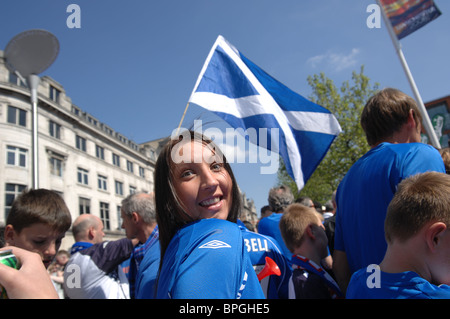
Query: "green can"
0 249 19 299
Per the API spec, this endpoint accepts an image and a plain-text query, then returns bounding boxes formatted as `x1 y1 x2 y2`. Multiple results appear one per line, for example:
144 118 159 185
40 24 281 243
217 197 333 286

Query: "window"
6 146 27 167
139 166 145 178
9 72 26 87
50 157 63 177
96 145 105 160
127 160 134 173
5 183 26 220
79 197 90 214
71 106 81 116
115 180 123 196
49 121 61 139
77 167 89 185
100 202 110 230
112 153 120 167
87 116 98 126
7 106 26 127
49 86 61 102
76 135 86 152
98 175 108 191
129 186 137 195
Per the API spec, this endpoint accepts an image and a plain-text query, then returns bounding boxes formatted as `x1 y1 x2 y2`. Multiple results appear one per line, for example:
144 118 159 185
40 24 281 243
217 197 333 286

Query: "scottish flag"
188 35 341 190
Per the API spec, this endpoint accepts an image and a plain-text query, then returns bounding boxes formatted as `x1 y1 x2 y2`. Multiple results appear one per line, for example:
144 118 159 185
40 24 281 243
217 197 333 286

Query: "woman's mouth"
199 196 222 207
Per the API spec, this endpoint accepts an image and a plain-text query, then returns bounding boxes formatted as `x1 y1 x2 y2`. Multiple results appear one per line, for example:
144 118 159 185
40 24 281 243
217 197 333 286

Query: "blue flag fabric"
189 35 341 190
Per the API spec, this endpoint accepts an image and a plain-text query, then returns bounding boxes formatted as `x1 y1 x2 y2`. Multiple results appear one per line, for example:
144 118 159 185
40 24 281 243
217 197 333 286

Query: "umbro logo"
199 240 231 249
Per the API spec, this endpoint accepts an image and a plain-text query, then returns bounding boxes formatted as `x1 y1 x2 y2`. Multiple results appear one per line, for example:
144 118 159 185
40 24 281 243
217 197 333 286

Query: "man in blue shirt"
120 192 160 299
258 185 294 261
333 88 446 295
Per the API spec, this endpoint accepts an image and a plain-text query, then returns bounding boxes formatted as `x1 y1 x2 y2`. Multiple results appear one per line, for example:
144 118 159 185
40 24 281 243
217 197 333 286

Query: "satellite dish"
4 29 59 77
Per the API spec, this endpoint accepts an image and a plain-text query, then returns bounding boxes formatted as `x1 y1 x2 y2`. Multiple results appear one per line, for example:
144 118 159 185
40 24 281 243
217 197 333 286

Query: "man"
120 192 160 299
63 214 137 299
333 88 446 294
68 214 104 254
258 185 294 261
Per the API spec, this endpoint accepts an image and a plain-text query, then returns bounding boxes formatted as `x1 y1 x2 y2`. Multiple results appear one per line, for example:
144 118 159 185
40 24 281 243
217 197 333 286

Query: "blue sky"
2 1 450 214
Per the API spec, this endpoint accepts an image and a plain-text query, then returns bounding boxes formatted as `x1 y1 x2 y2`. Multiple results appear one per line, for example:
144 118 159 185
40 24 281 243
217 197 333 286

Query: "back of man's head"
361 88 422 147
268 185 294 213
72 214 103 243
121 192 156 225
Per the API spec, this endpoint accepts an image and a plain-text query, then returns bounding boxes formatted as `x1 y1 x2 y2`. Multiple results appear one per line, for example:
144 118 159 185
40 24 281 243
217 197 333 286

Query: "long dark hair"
154 130 242 262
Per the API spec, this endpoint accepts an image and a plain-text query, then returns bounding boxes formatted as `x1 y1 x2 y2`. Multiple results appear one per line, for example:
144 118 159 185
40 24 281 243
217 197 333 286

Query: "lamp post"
4 29 59 189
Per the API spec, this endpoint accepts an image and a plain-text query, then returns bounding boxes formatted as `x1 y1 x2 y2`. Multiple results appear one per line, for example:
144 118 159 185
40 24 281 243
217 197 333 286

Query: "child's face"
172 140 233 221
56 253 69 265
5 223 65 269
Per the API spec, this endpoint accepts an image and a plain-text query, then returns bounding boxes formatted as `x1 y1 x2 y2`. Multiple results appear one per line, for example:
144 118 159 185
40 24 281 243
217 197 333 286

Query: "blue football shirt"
238 220 291 299
156 218 264 299
347 266 450 299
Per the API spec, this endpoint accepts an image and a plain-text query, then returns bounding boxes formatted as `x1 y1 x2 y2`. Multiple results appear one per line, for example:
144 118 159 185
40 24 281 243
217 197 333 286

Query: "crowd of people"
0 88 449 299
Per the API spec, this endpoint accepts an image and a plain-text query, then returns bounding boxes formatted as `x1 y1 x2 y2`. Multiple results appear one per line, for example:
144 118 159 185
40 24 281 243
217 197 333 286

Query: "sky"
2 0 450 215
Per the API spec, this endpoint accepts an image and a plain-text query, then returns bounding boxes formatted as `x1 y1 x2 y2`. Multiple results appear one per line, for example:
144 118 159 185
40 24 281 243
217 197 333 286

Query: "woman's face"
171 140 233 221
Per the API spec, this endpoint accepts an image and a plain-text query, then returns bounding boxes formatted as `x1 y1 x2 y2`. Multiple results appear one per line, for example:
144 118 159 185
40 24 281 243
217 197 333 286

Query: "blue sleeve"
401 144 445 179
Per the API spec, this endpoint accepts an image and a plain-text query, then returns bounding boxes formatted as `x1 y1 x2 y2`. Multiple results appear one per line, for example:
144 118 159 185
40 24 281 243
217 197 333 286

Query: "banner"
379 0 441 39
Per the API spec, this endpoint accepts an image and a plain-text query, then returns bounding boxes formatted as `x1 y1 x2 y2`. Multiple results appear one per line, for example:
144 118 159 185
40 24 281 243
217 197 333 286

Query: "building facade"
0 50 158 250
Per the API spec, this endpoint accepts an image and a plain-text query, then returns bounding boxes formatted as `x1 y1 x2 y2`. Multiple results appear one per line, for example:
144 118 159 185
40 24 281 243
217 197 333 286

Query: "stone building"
0 50 158 250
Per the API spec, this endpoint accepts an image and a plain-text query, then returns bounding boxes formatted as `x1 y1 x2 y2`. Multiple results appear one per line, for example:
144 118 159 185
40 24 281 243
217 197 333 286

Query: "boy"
3 188 72 269
346 172 450 299
279 203 342 299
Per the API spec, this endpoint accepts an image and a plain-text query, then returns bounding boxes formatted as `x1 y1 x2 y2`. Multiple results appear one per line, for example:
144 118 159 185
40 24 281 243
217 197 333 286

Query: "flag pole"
377 0 441 149
175 102 190 136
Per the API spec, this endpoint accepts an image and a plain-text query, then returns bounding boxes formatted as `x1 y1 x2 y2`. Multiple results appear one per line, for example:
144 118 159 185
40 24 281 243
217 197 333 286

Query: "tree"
277 66 379 203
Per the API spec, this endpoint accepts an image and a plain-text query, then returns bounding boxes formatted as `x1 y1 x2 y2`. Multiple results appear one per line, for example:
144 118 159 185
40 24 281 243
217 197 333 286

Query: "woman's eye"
181 170 194 178
211 163 223 171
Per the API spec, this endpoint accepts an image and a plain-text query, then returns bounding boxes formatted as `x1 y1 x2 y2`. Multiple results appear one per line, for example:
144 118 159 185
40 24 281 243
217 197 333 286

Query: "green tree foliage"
277 66 379 204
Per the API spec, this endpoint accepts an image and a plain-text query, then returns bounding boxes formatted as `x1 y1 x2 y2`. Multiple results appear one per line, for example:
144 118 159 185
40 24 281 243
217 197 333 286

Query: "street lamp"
4 29 59 189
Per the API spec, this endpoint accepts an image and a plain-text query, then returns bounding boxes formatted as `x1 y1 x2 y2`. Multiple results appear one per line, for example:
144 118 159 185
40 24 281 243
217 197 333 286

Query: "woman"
154 130 264 299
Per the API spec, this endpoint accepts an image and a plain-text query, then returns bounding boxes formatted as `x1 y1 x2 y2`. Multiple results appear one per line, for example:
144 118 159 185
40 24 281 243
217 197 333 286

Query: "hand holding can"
0 247 58 299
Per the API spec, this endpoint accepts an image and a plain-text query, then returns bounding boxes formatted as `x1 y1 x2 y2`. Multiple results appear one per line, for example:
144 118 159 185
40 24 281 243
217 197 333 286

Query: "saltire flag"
188 35 341 190
379 0 441 40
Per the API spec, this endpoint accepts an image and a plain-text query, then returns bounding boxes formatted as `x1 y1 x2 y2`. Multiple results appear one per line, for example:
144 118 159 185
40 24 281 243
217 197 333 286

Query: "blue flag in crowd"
188 35 341 190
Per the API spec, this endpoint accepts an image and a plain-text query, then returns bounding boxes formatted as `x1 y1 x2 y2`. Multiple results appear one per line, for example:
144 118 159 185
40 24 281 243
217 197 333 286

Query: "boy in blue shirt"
347 172 450 299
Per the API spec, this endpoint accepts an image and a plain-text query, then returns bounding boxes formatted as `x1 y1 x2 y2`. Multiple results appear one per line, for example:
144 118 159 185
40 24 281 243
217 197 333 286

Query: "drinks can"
0 249 19 299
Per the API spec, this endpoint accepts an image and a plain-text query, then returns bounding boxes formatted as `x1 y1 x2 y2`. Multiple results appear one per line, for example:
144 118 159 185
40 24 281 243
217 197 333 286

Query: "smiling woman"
150 130 264 299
